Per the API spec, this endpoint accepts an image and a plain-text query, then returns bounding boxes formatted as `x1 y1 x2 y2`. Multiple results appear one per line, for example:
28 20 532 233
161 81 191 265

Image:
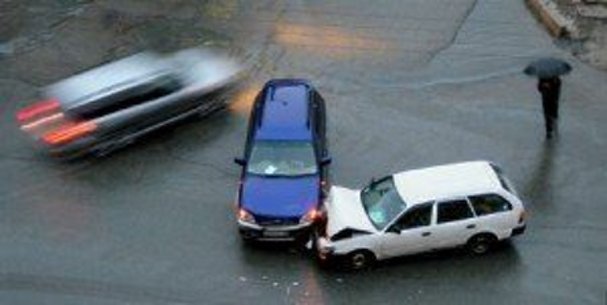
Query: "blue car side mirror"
320 156 332 166
234 157 247 166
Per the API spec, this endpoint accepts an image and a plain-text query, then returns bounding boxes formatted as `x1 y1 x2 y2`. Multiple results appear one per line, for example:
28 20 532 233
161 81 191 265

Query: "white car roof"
393 161 502 205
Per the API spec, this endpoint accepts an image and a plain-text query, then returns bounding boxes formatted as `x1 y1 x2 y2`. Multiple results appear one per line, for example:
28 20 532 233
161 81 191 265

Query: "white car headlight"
316 238 335 260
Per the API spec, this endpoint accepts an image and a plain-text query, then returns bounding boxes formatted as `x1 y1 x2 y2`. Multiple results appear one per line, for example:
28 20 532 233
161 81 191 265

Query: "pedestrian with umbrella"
524 57 572 139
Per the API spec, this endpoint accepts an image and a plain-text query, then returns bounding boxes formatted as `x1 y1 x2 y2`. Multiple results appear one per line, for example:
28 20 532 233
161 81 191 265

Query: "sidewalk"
527 0 607 70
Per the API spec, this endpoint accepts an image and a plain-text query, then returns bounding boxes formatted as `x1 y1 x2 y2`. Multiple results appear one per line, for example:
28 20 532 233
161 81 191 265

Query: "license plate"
263 230 289 237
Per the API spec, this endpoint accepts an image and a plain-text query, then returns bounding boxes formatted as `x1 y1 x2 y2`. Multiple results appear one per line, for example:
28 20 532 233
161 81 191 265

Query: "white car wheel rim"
474 243 487 253
352 253 366 268
472 238 489 254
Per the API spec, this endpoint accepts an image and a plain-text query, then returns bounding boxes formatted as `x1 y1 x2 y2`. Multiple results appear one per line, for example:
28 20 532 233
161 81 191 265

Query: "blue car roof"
255 79 313 141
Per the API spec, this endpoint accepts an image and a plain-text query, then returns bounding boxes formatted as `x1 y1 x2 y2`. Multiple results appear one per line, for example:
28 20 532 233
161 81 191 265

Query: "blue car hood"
241 175 319 217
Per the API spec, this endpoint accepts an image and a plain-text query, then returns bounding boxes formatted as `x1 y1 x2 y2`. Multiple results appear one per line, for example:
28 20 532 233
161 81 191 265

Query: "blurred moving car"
16 48 241 158
234 79 331 242
316 161 526 269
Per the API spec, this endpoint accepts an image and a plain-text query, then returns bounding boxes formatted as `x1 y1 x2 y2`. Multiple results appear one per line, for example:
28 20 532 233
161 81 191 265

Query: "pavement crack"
426 0 479 64
158 142 235 179
4 1 94 59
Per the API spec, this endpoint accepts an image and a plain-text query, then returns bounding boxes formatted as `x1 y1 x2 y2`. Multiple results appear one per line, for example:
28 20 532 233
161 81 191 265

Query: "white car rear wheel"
467 234 497 255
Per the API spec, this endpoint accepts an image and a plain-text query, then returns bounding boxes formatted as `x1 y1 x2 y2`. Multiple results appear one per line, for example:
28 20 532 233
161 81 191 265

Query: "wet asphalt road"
1 0 607 304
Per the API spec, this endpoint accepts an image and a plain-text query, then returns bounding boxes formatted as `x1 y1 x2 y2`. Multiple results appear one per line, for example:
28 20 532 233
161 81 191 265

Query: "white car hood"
325 186 377 237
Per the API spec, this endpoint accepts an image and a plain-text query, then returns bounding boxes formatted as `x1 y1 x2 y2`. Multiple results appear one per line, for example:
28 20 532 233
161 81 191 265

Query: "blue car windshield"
247 140 318 176
361 176 407 230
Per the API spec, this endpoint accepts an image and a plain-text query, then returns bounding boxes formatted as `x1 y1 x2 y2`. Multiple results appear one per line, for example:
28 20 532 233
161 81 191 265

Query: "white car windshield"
247 140 318 176
361 176 407 230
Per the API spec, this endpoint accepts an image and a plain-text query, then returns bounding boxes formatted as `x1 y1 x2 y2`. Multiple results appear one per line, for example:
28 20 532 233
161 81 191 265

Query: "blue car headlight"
238 208 256 224
300 207 321 224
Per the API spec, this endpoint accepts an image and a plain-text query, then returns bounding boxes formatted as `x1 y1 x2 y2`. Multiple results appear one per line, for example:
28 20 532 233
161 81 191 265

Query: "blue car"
234 79 331 242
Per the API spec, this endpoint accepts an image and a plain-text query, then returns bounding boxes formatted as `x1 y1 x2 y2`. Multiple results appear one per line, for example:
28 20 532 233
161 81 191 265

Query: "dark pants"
542 96 559 137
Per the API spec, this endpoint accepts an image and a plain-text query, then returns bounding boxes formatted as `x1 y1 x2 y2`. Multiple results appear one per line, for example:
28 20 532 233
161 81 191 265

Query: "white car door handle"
466 224 476 229
421 232 431 237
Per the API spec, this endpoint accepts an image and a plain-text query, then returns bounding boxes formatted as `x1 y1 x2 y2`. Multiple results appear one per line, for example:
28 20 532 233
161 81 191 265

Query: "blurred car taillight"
20 112 65 132
16 99 60 123
42 121 98 145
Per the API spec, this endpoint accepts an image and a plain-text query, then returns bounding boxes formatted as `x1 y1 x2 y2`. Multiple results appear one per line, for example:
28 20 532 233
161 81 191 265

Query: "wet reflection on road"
522 140 557 213
273 22 393 58
228 82 263 116
2 0 607 304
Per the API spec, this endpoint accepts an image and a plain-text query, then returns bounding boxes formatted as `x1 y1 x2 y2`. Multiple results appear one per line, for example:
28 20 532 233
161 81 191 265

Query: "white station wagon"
316 161 526 269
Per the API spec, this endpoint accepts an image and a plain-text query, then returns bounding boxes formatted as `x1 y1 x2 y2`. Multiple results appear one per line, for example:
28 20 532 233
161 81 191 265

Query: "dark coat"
538 77 561 117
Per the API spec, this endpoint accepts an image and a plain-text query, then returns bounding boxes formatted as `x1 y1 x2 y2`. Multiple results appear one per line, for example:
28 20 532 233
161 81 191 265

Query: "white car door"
432 199 479 250
379 203 435 258
468 193 517 238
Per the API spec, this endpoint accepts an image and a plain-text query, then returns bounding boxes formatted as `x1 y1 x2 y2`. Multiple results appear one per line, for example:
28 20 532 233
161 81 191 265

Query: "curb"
526 0 581 38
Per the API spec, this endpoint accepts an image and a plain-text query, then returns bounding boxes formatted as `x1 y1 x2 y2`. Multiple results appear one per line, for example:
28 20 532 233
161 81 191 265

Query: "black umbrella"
524 57 572 78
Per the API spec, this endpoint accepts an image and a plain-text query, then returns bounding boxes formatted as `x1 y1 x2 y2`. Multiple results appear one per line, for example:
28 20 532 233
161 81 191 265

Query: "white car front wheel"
347 250 375 270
